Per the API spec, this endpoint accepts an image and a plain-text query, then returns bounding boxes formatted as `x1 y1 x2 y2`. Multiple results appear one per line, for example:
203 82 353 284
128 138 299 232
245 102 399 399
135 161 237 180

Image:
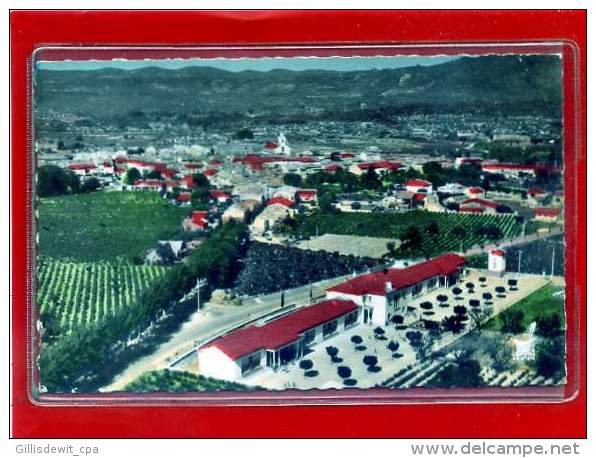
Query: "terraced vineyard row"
295 211 521 258
38 258 168 333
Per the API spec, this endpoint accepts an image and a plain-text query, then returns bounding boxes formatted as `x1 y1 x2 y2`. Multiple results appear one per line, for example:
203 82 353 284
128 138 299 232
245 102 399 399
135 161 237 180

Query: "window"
303 329 316 345
323 320 338 337
241 353 261 374
344 311 358 328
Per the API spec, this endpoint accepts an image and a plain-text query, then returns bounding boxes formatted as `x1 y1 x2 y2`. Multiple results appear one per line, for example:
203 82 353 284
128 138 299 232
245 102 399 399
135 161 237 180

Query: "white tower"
488 249 506 277
277 133 291 156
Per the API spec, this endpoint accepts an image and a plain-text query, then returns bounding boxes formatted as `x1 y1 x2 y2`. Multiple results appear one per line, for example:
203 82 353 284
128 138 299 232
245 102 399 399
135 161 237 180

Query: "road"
462 227 563 256
100 274 354 392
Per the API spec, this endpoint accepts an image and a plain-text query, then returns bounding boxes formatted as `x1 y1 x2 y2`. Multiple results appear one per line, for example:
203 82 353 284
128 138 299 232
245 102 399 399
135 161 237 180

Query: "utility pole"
550 241 557 277
280 291 285 309
517 250 523 275
196 278 207 310
309 284 314 304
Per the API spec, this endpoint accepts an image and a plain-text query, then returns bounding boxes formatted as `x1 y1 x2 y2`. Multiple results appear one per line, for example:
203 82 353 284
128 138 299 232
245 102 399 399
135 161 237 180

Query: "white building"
488 249 507 277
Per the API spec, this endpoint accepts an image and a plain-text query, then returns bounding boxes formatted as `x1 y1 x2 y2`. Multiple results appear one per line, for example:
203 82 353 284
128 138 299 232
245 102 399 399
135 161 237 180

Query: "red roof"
491 249 505 257
189 211 208 228
67 163 96 170
234 154 316 171
328 253 465 297
296 189 317 200
203 169 218 176
467 187 485 194
414 193 427 201
340 152 355 158
267 196 295 208
357 160 402 171
210 190 231 200
534 207 561 217
176 192 192 202
182 175 196 189
459 207 485 214
183 162 203 170
324 164 342 173
461 198 499 209
135 179 164 188
210 159 223 166
406 179 432 188
527 187 546 196
265 141 278 150
202 299 358 360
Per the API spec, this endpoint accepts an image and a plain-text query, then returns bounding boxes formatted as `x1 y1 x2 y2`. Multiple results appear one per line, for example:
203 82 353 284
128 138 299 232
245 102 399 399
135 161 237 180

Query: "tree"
452 287 463 299
81 177 101 193
363 355 378 367
495 286 506 298
144 169 162 180
387 341 400 352
234 127 254 139
351 335 363 345
299 359 313 370
403 226 422 250
361 166 381 190
283 173 302 187
373 326 385 335
123 167 142 185
453 305 468 319
426 221 440 237
465 282 475 292
500 309 525 334
325 346 339 359
37 165 80 197
442 315 465 334
191 173 211 189
507 278 518 290
436 294 448 307
429 355 484 388
485 337 514 372
391 315 404 327
420 301 433 310
469 305 492 332
337 366 352 379
482 292 493 305
534 336 565 379
479 276 487 286
469 299 481 309
536 314 562 338
452 226 466 238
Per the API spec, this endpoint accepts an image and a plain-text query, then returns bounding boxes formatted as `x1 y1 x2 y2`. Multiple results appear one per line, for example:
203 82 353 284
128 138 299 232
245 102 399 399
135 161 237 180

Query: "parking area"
243 270 549 390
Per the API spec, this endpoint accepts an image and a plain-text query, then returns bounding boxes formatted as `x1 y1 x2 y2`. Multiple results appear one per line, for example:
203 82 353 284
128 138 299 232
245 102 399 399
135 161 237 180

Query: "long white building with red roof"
326 253 466 325
198 299 359 381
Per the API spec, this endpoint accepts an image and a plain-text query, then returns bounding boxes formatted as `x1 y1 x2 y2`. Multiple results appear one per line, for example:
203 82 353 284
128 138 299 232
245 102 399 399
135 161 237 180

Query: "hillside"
34 55 562 122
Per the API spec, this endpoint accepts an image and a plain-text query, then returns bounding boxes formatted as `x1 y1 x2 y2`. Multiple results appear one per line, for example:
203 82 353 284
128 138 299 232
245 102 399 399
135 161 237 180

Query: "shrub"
350 335 363 345
500 309 525 334
299 359 313 370
391 315 404 326
469 299 481 308
534 336 565 379
387 341 400 352
304 370 319 377
442 315 465 334
536 314 562 338
423 319 439 330
343 378 358 386
337 366 352 379
453 305 467 316
363 355 378 366
406 330 423 345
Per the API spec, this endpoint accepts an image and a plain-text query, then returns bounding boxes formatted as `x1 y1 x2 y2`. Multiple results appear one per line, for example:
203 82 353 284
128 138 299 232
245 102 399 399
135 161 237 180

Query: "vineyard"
38 258 168 333
294 211 521 258
38 191 189 262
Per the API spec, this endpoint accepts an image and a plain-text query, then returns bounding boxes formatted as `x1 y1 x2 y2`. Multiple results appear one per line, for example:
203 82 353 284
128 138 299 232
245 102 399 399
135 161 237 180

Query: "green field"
38 191 189 262
294 211 521 258
125 369 255 392
484 283 565 332
38 258 168 333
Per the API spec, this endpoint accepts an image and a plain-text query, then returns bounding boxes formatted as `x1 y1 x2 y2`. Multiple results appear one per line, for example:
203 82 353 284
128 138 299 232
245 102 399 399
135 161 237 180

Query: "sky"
36 55 459 72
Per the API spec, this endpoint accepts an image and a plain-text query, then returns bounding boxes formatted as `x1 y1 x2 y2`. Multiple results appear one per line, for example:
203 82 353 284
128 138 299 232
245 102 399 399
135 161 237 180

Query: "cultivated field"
38 258 168 333
38 191 189 262
294 211 521 258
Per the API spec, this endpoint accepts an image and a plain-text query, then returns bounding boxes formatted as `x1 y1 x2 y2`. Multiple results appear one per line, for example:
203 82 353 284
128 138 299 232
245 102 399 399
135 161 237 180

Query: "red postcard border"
10 10 586 438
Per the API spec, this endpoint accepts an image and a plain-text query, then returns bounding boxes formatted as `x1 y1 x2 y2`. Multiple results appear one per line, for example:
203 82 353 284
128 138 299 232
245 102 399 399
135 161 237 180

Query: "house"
252 203 293 233
209 190 231 203
324 163 343 174
222 203 248 223
533 207 561 222
197 299 359 381
203 168 218 177
405 179 433 194
183 211 209 231
267 196 295 209
437 183 466 195
481 162 561 179
454 157 483 168
176 192 192 205
350 160 402 176
488 249 506 277
67 162 96 175
464 187 485 198
459 198 500 215
296 189 317 203
326 253 466 325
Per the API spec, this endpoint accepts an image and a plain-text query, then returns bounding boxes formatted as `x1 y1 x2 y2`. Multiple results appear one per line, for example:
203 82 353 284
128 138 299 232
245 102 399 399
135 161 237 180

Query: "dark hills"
34 55 562 121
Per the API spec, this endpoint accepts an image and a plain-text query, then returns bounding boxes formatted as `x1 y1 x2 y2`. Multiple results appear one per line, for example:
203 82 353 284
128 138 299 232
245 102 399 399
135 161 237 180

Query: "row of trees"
38 165 101 197
39 222 249 393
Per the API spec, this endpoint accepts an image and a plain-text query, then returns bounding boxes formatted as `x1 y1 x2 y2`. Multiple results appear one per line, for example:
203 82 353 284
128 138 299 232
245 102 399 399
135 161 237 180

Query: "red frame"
10 10 586 438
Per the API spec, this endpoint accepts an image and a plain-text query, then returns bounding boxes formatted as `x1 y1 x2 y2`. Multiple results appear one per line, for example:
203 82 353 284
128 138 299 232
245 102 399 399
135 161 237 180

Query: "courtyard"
242 269 549 390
